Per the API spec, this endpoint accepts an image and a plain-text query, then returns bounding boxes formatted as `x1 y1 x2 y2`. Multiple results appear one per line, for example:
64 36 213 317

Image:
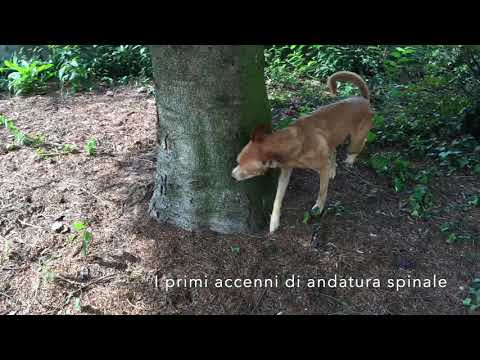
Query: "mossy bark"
149 45 275 234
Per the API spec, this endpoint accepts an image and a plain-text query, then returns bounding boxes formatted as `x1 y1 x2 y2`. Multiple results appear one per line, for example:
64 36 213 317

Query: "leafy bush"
265 45 388 81
0 45 152 94
80 45 152 81
49 46 90 93
0 57 54 95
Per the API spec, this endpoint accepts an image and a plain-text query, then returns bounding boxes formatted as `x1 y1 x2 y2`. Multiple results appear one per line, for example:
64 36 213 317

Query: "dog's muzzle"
232 166 267 181
231 166 244 181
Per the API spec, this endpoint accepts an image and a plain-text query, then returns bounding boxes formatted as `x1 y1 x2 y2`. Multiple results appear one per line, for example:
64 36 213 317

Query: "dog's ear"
250 123 272 143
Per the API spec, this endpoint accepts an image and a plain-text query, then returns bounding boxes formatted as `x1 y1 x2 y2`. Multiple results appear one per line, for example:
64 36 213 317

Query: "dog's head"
231 124 277 181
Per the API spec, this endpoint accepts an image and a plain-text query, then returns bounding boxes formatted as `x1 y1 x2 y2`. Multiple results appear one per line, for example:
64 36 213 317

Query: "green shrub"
0 56 54 95
0 45 153 94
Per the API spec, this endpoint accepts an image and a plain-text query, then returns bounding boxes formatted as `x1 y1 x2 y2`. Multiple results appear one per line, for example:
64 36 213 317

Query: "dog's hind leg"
270 168 293 233
345 116 373 166
329 151 337 179
312 164 330 214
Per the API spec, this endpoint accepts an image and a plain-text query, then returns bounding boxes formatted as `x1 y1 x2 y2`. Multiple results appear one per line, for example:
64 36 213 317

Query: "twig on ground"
17 220 46 231
56 274 116 292
126 297 152 312
80 187 114 206
252 288 268 313
317 292 354 311
0 291 14 300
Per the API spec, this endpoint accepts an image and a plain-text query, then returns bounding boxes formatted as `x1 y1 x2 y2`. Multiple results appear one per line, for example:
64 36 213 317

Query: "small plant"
72 221 93 257
58 58 89 94
369 152 414 192
73 296 82 312
62 143 77 154
302 211 311 224
409 184 435 218
6 144 20 152
325 200 350 216
31 134 45 148
230 245 241 254
463 278 480 312
366 131 377 144
1 114 36 146
440 222 457 244
441 223 459 244
474 164 480 175
35 148 48 160
302 206 324 224
40 262 56 282
469 195 480 208
84 138 97 156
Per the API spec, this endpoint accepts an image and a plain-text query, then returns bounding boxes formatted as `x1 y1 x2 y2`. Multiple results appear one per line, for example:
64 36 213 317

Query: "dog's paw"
344 154 357 167
329 167 336 179
269 216 280 234
311 203 324 214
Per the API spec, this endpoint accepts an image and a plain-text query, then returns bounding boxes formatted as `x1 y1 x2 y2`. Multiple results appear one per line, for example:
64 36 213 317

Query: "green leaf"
367 131 377 143
463 297 472 306
81 231 93 257
370 154 389 174
3 60 23 72
470 304 480 312
470 196 480 208
84 138 98 156
74 297 81 311
7 72 21 81
62 143 76 154
302 211 311 224
36 63 54 72
58 67 65 81
373 114 385 128
473 164 480 175
440 223 452 232
446 233 457 244
72 221 86 232
472 278 480 286
393 177 405 192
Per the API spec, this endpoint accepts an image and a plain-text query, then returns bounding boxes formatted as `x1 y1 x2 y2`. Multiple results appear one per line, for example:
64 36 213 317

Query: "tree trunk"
148 45 275 234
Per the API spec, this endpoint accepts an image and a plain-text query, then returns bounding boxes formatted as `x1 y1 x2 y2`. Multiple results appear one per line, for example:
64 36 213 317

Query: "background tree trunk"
149 45 275 234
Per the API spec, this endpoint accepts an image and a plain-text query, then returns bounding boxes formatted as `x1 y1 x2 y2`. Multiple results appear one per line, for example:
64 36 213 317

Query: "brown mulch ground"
0 87 479 315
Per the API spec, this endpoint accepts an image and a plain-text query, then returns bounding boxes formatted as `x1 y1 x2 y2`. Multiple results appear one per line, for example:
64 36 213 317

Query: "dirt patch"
0 87 479 314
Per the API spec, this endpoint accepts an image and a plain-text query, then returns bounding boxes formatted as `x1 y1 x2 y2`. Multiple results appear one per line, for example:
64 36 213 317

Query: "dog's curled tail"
327 71 369 100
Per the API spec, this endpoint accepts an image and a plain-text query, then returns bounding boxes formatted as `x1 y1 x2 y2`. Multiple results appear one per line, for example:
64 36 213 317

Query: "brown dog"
232 71 374 233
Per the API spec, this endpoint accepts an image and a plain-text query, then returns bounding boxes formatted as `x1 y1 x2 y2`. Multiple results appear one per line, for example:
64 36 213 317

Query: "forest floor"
0 86 479 315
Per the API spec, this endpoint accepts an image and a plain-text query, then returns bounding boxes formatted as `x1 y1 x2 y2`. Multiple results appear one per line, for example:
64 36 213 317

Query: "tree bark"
149 45 275 234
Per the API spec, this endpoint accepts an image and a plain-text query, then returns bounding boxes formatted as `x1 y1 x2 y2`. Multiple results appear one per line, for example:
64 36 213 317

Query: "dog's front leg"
313 165 330 214
270 168 292 233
